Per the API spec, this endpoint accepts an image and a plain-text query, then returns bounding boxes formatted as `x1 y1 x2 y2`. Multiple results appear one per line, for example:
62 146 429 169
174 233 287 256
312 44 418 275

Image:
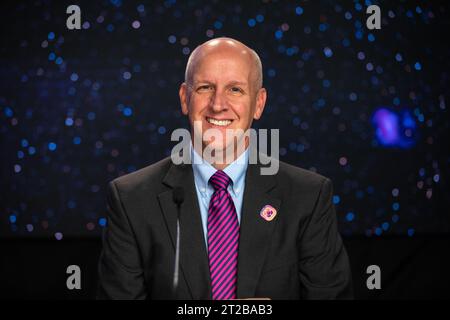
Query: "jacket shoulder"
277 160 331 189
109 156 172 192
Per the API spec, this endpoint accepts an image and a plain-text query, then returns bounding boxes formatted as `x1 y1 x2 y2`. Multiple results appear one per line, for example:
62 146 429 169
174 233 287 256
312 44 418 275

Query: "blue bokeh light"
372 108 417 148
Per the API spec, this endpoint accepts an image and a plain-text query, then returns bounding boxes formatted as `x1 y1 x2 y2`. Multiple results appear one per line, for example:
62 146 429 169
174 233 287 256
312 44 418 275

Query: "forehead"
192 50 253 84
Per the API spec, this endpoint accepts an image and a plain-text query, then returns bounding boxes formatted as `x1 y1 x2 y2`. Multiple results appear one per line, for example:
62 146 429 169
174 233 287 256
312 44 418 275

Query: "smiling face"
179 39 267 166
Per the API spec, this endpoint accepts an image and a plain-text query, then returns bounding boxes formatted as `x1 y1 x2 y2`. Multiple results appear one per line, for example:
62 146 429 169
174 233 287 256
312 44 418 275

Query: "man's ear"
179 82 189 115
253 88 267 120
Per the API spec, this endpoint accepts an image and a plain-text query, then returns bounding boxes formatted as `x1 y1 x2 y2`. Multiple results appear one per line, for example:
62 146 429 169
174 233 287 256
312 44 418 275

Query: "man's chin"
202 142 227 154
200 142 237 163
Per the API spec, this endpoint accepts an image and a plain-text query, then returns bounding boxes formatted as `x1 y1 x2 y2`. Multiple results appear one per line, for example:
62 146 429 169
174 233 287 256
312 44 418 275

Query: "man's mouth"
206 117 233 127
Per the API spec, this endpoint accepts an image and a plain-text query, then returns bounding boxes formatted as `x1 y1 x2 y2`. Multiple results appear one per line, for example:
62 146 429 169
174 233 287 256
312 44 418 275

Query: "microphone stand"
172 187 184 299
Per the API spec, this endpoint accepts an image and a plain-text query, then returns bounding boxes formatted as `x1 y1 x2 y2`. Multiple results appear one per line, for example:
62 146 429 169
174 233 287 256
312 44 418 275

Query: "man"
97 37 353 299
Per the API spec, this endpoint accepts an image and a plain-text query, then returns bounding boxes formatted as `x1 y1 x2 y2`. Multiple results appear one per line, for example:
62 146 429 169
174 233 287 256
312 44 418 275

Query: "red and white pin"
260 205 277 222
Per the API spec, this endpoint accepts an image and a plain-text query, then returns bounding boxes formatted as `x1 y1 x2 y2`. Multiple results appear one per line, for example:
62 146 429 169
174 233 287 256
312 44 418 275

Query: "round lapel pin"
260 205 277 221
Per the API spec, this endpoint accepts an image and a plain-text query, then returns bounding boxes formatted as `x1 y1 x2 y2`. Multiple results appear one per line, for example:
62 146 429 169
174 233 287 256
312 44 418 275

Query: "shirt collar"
191 142 249 194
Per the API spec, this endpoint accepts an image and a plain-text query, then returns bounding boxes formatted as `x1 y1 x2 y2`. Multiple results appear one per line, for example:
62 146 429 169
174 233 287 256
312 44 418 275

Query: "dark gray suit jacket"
97 157 353 299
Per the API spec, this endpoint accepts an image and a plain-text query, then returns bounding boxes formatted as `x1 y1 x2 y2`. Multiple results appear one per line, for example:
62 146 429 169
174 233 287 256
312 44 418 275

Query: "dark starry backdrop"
1 0 449 238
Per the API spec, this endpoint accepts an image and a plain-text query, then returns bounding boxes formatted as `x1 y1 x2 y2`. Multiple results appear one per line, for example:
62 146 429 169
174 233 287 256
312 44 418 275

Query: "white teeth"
206 117 232 126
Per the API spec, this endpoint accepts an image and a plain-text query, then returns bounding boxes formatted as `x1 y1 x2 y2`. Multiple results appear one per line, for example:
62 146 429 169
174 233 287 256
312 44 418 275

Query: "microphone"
172 187 184 297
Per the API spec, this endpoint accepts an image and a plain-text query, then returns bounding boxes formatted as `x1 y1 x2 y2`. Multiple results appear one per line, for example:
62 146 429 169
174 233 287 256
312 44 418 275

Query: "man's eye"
197 85 213 91
230 87 243 93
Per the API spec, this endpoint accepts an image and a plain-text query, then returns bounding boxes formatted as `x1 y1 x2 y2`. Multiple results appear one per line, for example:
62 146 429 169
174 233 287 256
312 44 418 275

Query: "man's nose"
210 91 228 113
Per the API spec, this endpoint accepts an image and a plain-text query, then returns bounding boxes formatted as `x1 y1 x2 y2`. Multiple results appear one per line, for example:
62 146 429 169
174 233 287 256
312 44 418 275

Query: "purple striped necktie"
207 170 240 300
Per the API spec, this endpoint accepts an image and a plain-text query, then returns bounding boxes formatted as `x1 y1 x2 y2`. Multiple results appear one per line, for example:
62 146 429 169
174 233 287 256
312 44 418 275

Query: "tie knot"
209 170 231 191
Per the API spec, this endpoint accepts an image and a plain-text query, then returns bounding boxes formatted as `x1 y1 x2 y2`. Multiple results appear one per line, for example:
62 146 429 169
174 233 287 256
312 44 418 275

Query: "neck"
212 162 229 171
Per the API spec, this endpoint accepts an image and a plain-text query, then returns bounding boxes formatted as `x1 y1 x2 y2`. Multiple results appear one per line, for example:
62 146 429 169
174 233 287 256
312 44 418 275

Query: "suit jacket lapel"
158 162 211 299
237 162 281 298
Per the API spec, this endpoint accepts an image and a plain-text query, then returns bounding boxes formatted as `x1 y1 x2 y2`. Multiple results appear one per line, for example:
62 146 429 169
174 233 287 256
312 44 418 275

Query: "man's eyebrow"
192 80 249 87
227 81 248 87
193 80 214 85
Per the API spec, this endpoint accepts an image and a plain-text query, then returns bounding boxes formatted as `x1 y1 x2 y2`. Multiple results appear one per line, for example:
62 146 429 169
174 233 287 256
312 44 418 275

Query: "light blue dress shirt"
191 144 249 250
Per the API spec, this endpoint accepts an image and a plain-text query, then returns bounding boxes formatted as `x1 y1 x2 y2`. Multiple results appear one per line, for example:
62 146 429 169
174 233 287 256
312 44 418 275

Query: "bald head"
184 37 263 92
